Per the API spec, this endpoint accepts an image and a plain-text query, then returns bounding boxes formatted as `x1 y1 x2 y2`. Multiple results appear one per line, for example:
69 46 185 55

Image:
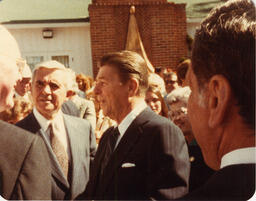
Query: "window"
26 56 44 71
51 55 69 68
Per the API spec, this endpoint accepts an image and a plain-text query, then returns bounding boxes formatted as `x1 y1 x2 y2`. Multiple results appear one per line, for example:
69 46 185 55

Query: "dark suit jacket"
16 112 97 200
0 120 51 200
81 107 190 200
181 164 255 200
188 142 215 192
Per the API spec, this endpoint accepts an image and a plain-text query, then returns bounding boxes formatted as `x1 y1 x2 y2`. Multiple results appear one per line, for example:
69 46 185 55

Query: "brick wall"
93 0 166 4
89 0 187 77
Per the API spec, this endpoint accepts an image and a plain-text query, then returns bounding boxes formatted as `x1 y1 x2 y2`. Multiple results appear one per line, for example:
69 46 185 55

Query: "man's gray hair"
166 86 191 104
32 60 70 89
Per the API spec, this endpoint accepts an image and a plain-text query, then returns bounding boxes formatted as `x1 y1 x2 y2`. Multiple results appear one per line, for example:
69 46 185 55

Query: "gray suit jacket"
0 120 51 200
62 98 96 131
16 112 97 200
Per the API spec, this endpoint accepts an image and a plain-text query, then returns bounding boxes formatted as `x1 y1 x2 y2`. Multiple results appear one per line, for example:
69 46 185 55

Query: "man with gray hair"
0 25 51 199
16 60 97 200
62 69 96 131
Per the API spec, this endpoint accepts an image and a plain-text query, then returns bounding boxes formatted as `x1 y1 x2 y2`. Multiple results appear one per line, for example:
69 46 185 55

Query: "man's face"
0 58 20 112
165 73 179 93
187 66 219 168
31 68 68 119
15 77 31 96
94 65 129 121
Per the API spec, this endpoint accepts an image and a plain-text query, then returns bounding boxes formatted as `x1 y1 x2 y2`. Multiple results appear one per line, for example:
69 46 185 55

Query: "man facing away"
78 50 190 200
181 0 255 200
61 69 96 131
0 25 51 199
16 60 97 200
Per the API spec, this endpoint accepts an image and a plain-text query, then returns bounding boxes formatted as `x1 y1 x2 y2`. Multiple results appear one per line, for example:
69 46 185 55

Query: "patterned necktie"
49 123 69 178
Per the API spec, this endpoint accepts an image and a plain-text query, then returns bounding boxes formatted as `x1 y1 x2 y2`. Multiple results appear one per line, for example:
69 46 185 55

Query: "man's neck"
217 119 255 168
115 97 145 124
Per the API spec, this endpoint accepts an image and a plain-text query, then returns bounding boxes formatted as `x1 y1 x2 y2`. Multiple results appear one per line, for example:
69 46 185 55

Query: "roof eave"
1 17 90 25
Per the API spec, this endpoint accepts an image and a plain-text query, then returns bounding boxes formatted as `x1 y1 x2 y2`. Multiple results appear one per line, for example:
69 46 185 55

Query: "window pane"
52 55 69 68
26 56 44 71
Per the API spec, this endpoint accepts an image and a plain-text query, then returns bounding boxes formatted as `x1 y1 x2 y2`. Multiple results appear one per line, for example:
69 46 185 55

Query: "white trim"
186 18 202 23
3 22 90 29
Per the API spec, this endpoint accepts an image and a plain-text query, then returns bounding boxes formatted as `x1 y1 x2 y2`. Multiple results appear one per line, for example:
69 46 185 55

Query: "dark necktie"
49 123 69 178
100 127 120 174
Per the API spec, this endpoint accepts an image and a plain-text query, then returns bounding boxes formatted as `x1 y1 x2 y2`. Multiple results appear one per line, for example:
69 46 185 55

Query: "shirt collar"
33 108 64 132
220 147 256 169
118 101 147 137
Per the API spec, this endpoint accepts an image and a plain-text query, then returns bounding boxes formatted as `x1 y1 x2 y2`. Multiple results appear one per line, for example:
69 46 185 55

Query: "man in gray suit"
0 25 51 200
16 60 97 200
62 69 96 131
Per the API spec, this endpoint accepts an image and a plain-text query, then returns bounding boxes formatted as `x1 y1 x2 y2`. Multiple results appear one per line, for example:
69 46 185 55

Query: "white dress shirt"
115 101 147 148
33 108 71 159
220 147 256 169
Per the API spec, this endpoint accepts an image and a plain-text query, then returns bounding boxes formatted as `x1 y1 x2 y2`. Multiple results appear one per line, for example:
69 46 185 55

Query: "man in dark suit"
181 0 255 200
16 60 97 200
0 25 51 200
78 50 190 200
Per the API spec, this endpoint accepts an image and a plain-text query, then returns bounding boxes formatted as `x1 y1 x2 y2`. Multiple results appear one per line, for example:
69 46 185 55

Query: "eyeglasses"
165 80 177 84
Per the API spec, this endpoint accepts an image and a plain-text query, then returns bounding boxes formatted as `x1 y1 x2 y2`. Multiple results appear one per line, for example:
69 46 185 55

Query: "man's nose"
149 101 155 108
42 85 51 94
94 83 101 95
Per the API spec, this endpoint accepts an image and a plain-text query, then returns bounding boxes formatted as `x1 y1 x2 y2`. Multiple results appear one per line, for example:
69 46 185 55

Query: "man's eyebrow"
97 75 109 81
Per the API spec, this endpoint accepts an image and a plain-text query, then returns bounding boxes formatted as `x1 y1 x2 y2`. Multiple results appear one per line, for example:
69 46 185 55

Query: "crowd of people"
0 0 255 200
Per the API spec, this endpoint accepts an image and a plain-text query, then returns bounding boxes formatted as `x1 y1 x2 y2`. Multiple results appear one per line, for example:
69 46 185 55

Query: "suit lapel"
102 107 151 192
29 113 70 188
63 115 80 196
87 127 114 196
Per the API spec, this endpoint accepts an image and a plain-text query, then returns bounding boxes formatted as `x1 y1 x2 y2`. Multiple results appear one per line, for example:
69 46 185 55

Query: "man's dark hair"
99 50 149 95
176 59 191 86
192 0 255 128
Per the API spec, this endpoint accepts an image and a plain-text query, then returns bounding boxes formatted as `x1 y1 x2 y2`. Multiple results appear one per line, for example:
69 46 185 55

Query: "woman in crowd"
145 85 169 118
76 73 94 97
166 86 215 192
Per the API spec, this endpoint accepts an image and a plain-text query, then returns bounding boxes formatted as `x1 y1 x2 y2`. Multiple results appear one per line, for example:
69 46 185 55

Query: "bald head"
0 25 21 59
0 25 21 111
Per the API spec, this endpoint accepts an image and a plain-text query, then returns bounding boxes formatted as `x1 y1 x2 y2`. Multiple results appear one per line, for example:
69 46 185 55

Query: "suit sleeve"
147 121 190 200
10 135 52 200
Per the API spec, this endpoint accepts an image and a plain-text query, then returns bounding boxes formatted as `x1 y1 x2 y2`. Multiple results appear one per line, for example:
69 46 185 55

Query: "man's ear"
208 75 232 128
128 78 139 97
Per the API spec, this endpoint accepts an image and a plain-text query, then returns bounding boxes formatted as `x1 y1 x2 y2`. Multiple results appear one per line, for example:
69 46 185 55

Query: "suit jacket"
61 100 80 117
81 107 190 200
62 98 96 131
181 164 255 200
188 142 215 192
16 112 97 200
0 120 51 200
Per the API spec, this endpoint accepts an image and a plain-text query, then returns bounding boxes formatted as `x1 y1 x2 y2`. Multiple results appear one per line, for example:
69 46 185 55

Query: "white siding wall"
187 21 200 38
6 24 93 76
